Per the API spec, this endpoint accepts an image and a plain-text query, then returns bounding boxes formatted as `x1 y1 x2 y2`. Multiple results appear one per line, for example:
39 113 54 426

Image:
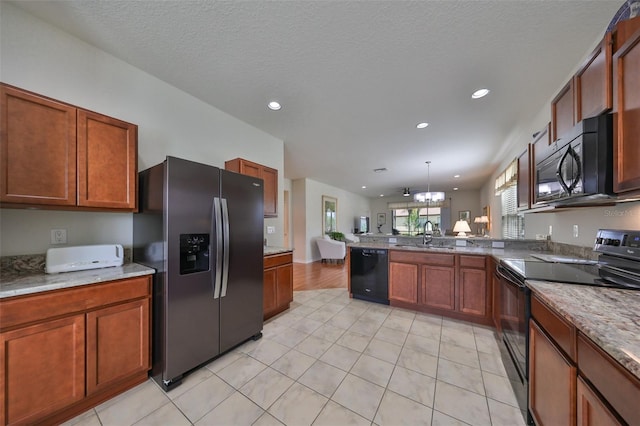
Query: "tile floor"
64 288 526 426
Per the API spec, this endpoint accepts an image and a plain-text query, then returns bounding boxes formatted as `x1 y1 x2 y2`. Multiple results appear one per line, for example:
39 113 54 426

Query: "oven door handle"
496 265 526 289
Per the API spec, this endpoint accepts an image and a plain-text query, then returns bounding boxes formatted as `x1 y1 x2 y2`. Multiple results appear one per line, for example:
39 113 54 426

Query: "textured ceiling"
12 1 621 197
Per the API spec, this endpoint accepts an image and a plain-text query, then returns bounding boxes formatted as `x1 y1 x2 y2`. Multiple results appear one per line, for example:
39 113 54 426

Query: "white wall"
291 178 371 263
479 24 640 246
0 3 285 255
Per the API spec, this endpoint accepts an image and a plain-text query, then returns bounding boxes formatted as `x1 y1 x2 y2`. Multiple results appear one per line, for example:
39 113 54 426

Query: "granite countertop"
264 246 293 256
527 280 640 381
0 263 155 299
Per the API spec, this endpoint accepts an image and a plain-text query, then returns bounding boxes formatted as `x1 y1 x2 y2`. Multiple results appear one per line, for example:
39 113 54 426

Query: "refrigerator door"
219 169 264 352
164 157 221 380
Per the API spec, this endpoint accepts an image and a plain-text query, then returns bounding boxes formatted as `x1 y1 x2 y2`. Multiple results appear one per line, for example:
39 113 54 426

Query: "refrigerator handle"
213 197 223 299
221 198 230 297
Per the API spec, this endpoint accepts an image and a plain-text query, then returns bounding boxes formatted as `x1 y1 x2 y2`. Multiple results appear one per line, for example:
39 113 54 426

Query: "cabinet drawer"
0 276 152 330
459 255 486 269
389 250 454 266
531 295 576 361
578 333 640 425
264 253 292 269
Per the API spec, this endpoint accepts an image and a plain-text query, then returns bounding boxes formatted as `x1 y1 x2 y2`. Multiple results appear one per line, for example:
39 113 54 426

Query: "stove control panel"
595 229 640 260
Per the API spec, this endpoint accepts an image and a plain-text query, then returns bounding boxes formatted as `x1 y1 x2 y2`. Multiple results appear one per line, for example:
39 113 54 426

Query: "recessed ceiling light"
362 186 367 189
454 174 460 178
471 88 490 99
453 187 459 191
267 101 281 111
416 122 429 129
380 194 384 197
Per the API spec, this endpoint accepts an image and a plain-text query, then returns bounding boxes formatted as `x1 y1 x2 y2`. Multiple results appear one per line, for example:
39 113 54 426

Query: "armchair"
315 235 346 263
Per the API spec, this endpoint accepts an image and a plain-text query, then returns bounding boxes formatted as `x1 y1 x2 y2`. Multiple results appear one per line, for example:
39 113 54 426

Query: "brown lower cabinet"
0 275 152 426
263 252 293 320
530 293 637 426
388 251 491 325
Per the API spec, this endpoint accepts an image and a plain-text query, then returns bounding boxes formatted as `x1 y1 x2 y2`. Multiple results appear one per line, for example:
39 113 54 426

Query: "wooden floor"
292 261 348 291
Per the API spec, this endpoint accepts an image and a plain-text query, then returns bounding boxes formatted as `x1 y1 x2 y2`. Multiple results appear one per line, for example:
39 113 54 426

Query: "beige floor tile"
173 374 235 422
290 317 324 334
363 338 402 364
133 402 191 426
205 350 244 373
312 323 346 343
433 381 491 425
271 349 316 380
61 409 100 426
348 319 382 337
441 327 477 350
319 343 361 371
404 333 440 356
387 365 436 407
336 330 372 352
409 320 442 340
163 366 213 400
216 354 267 388
269 327 310 348
268 382 328 426
312 400 370 426
482 370 520 408
195 391 264 426
306 308 337 323
327 312 360 330
438 342 480 369
95 380 169 426
436 358 485 395
298 360 347 397
475 333 501 355
240 367 295 410
414 312 443 326
487 398 527 426
359 310 389 327
252 412 285 426
245 338 291 365
381 315 413 333
331 374 385 421
397 347 438 378
373 390 433 426
374 325 408 346
389 307 417 320
442 318 475 333
350 354 395 387
478 351 508 377
295 334 333 358
431 410 470 426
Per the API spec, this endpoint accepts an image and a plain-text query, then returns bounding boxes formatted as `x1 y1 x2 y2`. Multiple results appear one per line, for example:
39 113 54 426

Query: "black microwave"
535 114 614 205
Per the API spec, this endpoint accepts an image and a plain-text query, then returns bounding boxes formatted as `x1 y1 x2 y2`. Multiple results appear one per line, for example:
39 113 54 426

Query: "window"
392 207 441 236
501 185 524 239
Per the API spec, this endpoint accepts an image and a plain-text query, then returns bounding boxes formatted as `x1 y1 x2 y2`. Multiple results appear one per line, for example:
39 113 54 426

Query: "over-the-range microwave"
535 114 614 206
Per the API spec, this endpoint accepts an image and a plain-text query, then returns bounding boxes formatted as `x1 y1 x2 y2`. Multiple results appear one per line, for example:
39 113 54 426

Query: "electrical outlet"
573 225 579 238
267 226 275 234
548 225 553 236
51 229 67 244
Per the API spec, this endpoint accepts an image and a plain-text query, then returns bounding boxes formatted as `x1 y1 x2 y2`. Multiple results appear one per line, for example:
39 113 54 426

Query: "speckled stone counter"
0 263 155 299
527 280 640 380
264 246 293 256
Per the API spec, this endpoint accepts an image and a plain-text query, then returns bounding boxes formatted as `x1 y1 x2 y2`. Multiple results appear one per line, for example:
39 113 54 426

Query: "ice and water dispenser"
179 233 210 274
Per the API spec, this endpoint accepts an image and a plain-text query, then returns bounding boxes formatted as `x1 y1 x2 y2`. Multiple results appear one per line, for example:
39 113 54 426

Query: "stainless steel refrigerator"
133 156 264 391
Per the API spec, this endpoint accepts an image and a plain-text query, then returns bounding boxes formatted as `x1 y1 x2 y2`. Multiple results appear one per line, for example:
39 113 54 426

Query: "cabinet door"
577 377 621 426
551 79 575 143
458 268 487 317
531 123 551 205
262 166 278 217
613 28 640 193
263 268 278 316
77 109 137 210
0 315 85 425
389 262 418 304
86 299 150 395
529 320 577 426
516 146 532 210
420 265 455 311
276 263 293 307
575 33 613 121
0 84 77 206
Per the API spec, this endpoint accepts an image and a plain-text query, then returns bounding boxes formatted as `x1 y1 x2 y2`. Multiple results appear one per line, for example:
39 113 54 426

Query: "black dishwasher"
350 247 389 305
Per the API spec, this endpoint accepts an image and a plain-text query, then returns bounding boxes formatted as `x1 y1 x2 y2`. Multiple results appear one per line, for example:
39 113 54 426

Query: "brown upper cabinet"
225 157 278 217
612 24 640 194
516 145 532 210
575 32 613 121
0 83 137 211
531 123 550 206
551 79 575 143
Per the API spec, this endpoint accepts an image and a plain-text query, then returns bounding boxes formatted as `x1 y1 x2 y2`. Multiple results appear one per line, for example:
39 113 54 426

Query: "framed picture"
459 210 470 223
322 195 338 234
482 205 491 231
377 213 386 225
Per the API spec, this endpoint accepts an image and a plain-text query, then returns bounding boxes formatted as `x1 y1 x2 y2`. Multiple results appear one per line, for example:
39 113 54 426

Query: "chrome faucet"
423 220 433 246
